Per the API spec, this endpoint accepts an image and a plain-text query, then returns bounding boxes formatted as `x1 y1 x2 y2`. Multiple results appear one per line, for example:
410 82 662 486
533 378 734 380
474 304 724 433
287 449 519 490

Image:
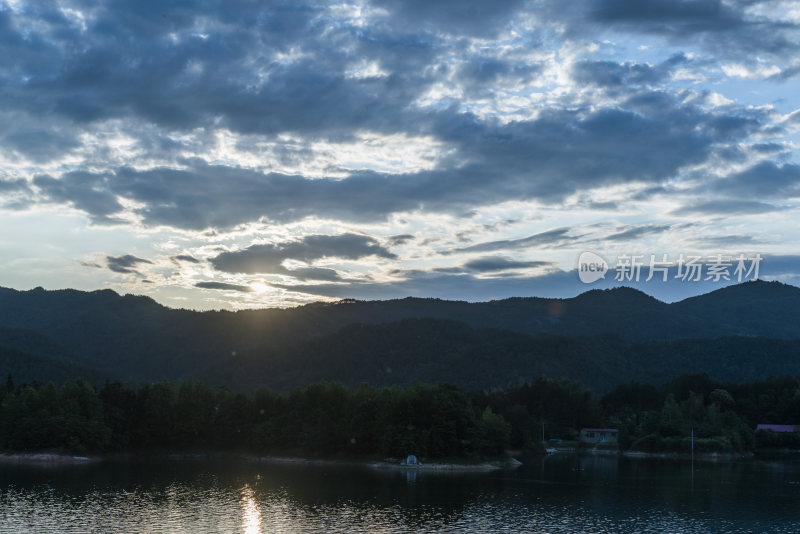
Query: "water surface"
2 454 800 533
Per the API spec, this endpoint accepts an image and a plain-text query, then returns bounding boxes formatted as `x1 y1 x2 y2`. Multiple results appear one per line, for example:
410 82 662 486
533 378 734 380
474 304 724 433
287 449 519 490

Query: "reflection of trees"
5 457 800 532
247 464 496 529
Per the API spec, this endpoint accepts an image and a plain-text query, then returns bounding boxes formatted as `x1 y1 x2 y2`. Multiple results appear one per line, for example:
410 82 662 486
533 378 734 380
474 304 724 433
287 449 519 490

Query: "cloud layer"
1 0 799 307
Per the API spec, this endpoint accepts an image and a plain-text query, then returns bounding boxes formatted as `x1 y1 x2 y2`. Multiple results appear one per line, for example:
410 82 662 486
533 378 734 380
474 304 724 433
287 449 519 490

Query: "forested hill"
0 281 799 390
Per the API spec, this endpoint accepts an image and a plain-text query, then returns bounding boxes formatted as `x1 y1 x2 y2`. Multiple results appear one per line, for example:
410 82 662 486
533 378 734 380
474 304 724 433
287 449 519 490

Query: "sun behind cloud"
248 281 270 294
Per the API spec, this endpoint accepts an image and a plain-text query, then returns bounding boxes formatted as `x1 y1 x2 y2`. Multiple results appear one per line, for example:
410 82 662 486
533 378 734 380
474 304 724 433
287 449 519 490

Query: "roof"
581 428 618 433
756 424 799 432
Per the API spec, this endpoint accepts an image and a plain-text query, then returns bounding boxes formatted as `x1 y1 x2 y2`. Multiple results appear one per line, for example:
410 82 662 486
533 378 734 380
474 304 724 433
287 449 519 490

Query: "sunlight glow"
240 485 262 534
249 281 270 294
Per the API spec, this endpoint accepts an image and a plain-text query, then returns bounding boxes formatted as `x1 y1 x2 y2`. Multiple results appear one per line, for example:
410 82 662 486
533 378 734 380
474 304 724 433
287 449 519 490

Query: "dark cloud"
172 255 200 264
579 0 799 57
195 281 253 293
1 0 775 232
1 0 775 233
750 143 786 155
673 199 779 216
429 99 734 201
106 254 152 274
772 64 800 80
671 162 800 217
710 162 800 198
1 0 432 145
452 227 576 253
691 235 765 247
461 256 552 272
2 128 81 163
589 0 746 30
571 54 688 88
34 171 124 225
387 234 415 246
604 225 672 242
585 200 620 210
0 178 32 193
456 56 543 96
51 89 753 230
210 233 396 278
372 0 528 37
0 0 796 305
279 266 342 282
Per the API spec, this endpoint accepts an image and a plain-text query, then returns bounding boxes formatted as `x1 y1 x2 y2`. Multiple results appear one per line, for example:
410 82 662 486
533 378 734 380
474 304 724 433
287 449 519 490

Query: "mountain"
0 327 103 385
672 281 800 338
222 321 800 392
0 281 798 390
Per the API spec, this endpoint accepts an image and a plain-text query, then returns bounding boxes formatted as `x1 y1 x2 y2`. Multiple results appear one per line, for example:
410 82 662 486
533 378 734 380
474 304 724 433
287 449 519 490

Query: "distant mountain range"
0 280 798 391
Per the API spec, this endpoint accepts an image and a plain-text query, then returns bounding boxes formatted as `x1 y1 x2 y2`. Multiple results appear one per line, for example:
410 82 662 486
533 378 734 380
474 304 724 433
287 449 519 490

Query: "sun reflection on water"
239 485 261 534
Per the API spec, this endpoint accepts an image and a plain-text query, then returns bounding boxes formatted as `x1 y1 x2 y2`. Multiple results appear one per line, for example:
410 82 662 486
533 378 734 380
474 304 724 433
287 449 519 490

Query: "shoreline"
0 450 521 471
3 448 786 467
544 446 755 462
0 452 98 464
247 454 522 472
621 450 754 461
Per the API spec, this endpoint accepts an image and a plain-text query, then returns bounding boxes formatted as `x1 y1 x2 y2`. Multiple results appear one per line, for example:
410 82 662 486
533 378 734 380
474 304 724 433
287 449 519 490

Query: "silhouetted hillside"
202 319 800 392
0 281 798 390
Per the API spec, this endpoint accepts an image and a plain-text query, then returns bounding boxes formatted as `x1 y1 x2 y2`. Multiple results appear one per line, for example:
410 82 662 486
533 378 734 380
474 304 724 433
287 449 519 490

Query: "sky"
1 0 800 310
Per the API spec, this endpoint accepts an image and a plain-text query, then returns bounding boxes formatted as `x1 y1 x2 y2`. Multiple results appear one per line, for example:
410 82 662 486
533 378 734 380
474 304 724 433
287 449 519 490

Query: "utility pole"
691 427 695 486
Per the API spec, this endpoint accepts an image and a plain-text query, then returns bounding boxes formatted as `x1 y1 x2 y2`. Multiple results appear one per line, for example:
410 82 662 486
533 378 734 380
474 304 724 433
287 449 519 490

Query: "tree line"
1 373 799 457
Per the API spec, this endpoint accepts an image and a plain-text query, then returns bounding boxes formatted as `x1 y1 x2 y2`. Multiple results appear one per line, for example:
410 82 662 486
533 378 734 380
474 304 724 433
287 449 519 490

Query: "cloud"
172 255 200 264
673 199 780 216
106 254 152 274
709 162 800 198
387 234 415 246
452 225 674 256
1 0 798 310
750 143 786 155
270 268 583 301
2 127 81 163
571 54 689 88
604 224 672 241
0 178 31 193
673 162 800 217
460 256 553 272
452 227 576 253
195 281 253 293
12 76 769 230
456 56 543 97
576 0 800 57
691 235 766 247
1 1 432 143
270 253 792 304
210 233 396 278
372 0 528 37
772 63 800 81
34 171 125 225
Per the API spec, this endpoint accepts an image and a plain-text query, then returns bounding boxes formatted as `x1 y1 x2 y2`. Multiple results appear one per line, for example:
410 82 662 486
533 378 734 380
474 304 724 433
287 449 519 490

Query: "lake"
2 454 800 533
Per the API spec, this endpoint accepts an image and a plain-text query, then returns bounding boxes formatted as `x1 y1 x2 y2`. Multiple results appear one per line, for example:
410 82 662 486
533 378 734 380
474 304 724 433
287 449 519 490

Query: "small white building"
580 428 618 443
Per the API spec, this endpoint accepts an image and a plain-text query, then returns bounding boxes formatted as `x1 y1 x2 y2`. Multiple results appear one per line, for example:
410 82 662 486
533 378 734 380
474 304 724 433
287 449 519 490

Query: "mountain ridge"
0 281 798 391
